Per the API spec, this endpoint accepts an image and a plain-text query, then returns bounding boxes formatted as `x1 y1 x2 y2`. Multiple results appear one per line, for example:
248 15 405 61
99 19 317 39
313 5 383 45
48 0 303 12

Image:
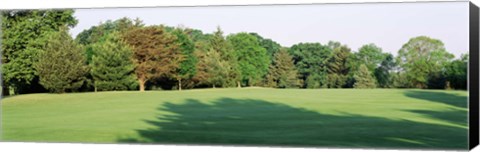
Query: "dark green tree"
227 32 269 86
445 54 468 90
374 53 396 88
289 43 332 88
1 10 77 95
34 28 88 93
90 32 137 91
353 64 377 89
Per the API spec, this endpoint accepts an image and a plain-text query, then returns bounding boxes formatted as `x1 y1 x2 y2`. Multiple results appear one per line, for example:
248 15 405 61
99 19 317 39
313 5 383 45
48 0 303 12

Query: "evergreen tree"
172 28 197 90
90 32 137 91
210 28 241 87
353 64 377 89
327 45 352 88
266 49 300 88
35 27 88 93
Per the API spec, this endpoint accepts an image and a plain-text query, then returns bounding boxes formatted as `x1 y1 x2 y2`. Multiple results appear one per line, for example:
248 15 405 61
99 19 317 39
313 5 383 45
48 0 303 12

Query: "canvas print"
0 1 473 150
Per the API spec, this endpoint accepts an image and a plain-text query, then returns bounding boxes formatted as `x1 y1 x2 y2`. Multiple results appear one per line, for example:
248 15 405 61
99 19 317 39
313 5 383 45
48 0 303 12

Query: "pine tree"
90 32 137 91
266 49 300 88
209 28 241 88
327 45 352 88
172 28 197 91
353 64 377 89
35 27 89 93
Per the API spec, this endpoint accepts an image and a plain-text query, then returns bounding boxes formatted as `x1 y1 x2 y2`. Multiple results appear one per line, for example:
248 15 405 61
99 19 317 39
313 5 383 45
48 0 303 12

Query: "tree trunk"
237 81 241 88
2 85 9 96
178 79 182 91
213 84 216 88
139 78 146 92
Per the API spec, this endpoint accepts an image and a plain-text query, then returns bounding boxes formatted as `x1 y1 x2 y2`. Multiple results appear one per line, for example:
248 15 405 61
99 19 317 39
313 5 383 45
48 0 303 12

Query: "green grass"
1 88 468 150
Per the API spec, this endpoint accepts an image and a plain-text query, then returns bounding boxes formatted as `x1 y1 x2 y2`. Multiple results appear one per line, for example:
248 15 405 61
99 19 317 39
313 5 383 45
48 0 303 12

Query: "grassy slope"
1 88 468 149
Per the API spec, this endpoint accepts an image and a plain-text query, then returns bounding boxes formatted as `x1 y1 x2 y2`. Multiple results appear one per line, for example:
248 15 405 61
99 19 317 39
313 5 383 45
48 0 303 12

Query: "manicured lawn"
1 88 468 149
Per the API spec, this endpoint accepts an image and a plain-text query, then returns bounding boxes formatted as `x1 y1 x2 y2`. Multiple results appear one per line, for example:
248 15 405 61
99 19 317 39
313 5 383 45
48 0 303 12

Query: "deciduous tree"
227 32 269 86
289 43 332 88
397 36 454 88
1 10 77 95
123 26 182 91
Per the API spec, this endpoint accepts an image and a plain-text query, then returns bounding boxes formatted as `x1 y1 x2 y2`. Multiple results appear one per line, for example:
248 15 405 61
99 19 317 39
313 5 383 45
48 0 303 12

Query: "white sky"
71 2 469 58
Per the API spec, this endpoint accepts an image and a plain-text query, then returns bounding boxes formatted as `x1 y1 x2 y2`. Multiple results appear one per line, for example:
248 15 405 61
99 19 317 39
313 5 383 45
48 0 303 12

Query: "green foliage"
90 32 137 91
35 28 88 93
265 49 300 88
227 32 269 86
397 36 454 88
289 43 332 88
171 28 198 90
374 53 396 88
354 44 386 72
353 64 377 89
445 54 468 90
1 10 77 94
76 17 143 64
249 33 282 59
392 72 409 88
326 44 352 88
193 30 238 88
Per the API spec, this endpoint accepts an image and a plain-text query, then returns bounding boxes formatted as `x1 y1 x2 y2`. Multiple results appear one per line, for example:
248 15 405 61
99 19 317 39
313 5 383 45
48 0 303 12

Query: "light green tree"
397 36 454 88
353 64 377 89
227 32 269 86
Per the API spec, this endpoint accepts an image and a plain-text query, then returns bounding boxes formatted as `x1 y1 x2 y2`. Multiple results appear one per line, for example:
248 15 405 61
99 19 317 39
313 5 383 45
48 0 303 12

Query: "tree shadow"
404 90 467 109
118 98 467 150
403 90 467 129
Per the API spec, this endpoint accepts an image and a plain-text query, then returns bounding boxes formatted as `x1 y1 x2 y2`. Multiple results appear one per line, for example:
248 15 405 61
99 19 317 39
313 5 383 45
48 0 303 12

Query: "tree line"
1 10 468 95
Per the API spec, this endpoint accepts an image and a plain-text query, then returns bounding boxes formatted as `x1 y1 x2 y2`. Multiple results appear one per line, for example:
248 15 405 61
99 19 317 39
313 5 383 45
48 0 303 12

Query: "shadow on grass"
119 98 467 150
404 90 467 129
404 90 467 109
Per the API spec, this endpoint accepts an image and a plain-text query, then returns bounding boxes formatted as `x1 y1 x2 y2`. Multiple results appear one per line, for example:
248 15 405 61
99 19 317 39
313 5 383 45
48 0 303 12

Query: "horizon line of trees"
1 10 468 95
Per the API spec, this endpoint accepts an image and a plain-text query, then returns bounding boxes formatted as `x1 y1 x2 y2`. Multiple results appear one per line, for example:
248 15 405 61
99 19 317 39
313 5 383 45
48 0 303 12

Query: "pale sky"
71 2 469 58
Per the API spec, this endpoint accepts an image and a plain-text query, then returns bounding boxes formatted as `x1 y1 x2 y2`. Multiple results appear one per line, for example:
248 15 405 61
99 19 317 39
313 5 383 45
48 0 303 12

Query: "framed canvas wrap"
1 1 479 151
